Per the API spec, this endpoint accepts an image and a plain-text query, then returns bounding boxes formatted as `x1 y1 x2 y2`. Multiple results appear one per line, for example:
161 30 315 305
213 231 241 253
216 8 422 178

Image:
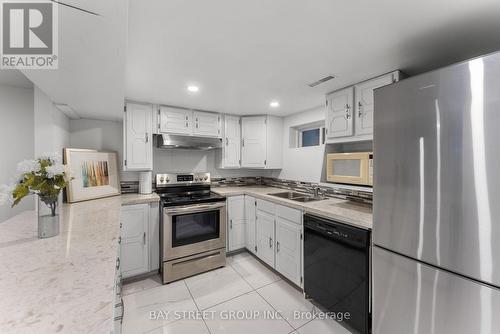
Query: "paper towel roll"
139 171 152 194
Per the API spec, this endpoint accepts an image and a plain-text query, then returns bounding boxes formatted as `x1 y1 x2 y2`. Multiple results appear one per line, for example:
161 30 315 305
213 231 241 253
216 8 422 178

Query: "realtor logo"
1 0 58 69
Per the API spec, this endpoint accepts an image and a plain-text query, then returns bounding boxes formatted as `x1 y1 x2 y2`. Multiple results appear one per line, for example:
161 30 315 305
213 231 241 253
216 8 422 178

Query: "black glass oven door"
171 210 220 247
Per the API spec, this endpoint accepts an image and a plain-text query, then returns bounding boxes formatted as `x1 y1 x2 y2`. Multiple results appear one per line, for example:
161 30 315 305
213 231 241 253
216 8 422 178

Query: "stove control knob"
166 178 170 183
203 176 208 181
195 178 199 182
159 177 164 183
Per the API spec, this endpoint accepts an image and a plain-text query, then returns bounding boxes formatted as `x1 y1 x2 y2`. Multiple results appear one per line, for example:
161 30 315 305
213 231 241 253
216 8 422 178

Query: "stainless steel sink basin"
269 191 307 199
269 191 326 203
291 196 325 203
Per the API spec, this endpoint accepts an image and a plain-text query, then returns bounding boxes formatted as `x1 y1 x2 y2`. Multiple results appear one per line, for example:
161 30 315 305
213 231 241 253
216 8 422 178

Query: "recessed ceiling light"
270 101 280 108
187 85 199 92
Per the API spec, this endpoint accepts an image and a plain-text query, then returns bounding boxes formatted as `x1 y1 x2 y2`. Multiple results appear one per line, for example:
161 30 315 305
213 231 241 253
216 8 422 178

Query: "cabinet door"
227 196 246 252
120 204 149 278
355 73 395 136
193 111 221 137
125 103 153 170
276 217 302 286
326 87 354 138
159 106 192 134
149 202 160 271
241 116 267 168
223 115 241 168
255 209 275 267
245 196 256 253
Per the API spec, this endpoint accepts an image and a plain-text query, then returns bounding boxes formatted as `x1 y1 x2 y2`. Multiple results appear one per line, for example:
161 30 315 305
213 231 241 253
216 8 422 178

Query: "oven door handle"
164 202 226 215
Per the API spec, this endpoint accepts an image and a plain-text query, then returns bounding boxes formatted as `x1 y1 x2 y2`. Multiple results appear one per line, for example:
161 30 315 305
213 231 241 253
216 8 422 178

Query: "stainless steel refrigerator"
373 51 500 334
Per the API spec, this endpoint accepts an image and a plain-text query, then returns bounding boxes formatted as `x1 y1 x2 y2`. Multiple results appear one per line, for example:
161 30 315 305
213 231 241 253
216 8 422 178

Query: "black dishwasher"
304 214 371 334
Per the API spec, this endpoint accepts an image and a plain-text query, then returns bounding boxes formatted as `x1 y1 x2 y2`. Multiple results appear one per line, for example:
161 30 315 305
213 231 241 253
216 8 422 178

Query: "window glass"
301 128 320 147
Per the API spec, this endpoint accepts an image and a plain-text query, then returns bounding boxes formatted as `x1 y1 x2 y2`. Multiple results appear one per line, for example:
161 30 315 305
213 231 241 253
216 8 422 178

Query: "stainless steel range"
157 172 227 284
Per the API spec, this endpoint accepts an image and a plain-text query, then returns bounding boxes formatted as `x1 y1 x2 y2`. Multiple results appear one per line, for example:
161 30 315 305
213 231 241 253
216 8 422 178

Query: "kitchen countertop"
212 186 372 230
0 193 159 334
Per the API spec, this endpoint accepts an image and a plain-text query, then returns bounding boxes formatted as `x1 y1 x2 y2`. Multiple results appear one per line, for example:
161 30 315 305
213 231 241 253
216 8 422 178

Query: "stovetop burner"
159 191 225 207
155 172 225 207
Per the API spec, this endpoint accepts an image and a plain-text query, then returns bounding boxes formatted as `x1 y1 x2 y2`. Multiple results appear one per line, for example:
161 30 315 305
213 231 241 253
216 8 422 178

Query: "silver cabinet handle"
358 102 363 118
185 116 188 121
145 132 149 143
143 232 146 245
345 104 351 119
116 257 120 270
242 138 245 147
230 219 233 229
196 123 199 128
269 237 272 248
277 241 280 252
186 122 189 128
226 137 229 146
118 236 121 244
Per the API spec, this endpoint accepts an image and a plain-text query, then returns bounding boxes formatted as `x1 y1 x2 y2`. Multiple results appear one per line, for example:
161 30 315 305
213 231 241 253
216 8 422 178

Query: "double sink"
268 191 326 203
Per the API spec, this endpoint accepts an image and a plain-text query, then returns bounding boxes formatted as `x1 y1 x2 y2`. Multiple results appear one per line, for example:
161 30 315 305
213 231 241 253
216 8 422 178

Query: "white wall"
278 106 325 183
34 86 70 157
69 119 138 181
0 85 34 223
69 118 276 180
153 147 276 178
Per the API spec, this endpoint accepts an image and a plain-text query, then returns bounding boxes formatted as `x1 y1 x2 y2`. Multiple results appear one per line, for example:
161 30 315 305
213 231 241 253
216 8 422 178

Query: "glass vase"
37 195 60 238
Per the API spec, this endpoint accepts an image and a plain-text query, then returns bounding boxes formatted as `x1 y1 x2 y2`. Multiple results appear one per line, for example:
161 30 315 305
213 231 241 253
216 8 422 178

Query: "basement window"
300 128 321 147
290 121 325 148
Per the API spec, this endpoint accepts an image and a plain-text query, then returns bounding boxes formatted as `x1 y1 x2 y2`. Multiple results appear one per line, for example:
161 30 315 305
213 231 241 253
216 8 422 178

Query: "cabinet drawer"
256 199 275 215
276 204 302 225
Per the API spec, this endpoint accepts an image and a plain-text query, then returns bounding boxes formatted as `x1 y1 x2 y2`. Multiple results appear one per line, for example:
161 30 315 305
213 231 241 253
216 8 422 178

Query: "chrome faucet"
313 187 321 198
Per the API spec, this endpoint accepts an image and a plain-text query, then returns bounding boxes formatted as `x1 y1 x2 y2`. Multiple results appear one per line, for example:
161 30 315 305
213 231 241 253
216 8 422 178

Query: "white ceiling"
21 0 127 120
126 0 500 117
6 0 500 120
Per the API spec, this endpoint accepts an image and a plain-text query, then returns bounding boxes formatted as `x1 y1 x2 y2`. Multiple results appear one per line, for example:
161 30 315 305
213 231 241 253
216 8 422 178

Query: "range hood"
156 134 222 150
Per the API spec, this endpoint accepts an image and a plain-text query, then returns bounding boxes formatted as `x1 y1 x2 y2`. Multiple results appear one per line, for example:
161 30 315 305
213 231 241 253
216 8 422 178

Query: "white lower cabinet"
120 203 150 279
245 195 256 253
255 209 276 267
275 217 302 286
225 195 303 287
227 196 246 252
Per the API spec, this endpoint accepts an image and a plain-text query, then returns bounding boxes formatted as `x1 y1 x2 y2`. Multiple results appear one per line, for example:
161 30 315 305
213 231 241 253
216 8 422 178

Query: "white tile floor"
121 252 352 334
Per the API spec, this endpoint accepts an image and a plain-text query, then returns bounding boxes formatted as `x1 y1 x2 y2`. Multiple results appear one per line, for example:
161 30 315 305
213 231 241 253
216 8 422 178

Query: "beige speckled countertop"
0 193 159 334
212 186 372 230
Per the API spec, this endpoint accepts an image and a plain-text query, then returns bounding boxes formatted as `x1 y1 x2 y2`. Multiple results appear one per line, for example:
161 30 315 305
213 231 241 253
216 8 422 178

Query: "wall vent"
307 75 336 88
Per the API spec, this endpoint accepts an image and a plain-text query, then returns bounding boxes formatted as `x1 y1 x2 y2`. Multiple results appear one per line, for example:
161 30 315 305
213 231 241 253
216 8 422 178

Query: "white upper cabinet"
354 72 399 136
241 115 283 169
220 115 241 168
326 70 402 143
241 116 266 168
124 102 153 171
159 106 192 135
193 111 221 137
326 87 354 139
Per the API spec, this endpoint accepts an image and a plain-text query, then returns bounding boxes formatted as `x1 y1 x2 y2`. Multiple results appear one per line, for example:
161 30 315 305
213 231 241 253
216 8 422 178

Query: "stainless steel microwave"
326 152 373 186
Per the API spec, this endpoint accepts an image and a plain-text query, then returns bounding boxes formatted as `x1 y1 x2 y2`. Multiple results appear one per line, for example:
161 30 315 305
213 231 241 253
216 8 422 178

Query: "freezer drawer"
373 246 500 334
